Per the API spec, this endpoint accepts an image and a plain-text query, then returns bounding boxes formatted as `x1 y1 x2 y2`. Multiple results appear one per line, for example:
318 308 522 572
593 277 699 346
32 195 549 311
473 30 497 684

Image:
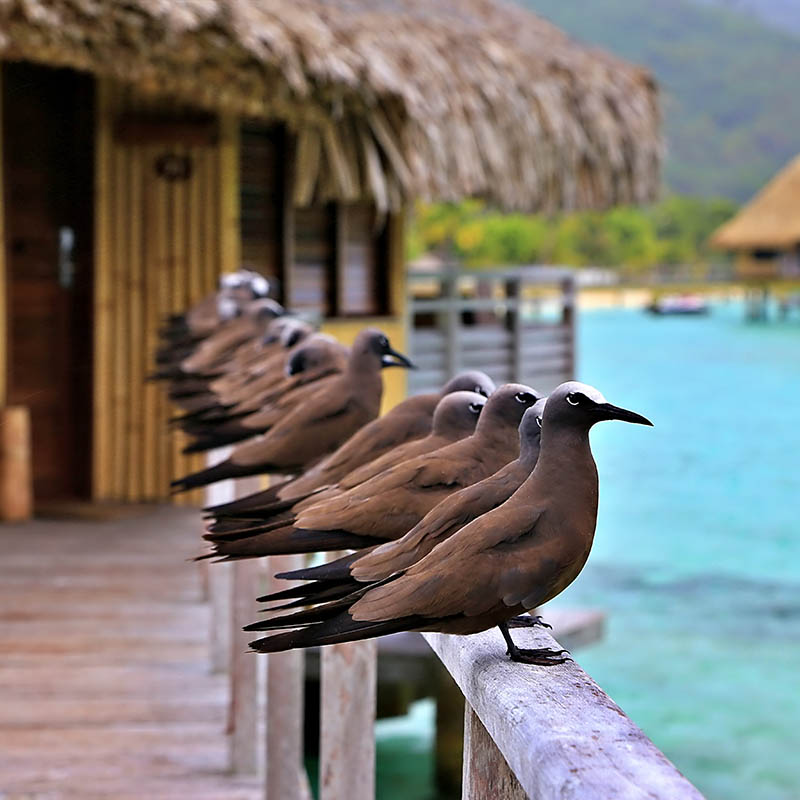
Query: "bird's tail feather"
206 526 383 559
248 613 420 653
170 460 259 493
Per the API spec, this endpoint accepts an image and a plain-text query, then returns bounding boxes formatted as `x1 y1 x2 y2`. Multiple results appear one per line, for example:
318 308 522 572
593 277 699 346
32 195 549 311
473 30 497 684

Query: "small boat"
646 294 710 316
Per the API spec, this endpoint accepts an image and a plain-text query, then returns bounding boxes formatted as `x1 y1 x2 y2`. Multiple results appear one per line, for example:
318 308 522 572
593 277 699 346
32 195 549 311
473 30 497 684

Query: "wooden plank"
264 553 308 800
319 639 377 800
423 628 703 800
462 703 527 800
0 406 32 521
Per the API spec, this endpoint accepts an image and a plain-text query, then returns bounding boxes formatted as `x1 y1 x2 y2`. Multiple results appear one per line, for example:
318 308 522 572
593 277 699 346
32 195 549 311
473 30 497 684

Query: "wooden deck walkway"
0 506 259 799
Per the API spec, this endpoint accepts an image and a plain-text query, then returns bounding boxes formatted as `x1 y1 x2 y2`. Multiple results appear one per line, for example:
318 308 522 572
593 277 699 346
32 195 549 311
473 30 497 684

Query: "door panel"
3 63 94 502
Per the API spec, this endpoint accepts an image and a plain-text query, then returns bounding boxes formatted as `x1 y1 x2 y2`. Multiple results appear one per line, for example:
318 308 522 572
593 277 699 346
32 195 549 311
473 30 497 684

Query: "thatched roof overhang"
712 154 800 251
0 0 662 213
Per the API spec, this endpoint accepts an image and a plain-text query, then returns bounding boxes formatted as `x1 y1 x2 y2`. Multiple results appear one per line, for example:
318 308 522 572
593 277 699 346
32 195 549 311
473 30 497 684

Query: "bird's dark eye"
468 402 483 414
566 392 581 406
474 385 488 396
515 391 534 404
379 336 389 349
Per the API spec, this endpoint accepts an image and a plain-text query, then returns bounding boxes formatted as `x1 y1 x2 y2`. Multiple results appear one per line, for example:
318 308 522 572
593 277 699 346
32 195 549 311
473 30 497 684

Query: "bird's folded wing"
352 507 545 621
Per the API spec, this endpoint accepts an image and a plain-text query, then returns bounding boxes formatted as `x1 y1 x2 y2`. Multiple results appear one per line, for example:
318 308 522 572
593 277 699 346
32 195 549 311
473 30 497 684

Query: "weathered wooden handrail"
424 626 704 800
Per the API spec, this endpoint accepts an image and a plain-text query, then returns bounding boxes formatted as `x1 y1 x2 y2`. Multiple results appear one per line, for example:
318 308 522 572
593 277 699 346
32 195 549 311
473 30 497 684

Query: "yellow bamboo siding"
0 70 6 406
93 83 234 502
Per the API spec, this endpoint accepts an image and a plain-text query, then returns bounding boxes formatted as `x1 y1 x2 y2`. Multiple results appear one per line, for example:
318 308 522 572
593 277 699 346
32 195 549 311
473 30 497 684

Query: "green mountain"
522 0 800 202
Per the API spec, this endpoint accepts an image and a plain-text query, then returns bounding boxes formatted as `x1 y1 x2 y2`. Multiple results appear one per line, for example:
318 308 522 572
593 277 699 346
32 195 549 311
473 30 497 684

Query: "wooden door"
3 63 94 502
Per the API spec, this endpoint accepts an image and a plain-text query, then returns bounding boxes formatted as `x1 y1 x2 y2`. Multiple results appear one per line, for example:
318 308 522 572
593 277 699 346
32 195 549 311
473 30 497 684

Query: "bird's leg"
507 614 552 629
498 622 570 666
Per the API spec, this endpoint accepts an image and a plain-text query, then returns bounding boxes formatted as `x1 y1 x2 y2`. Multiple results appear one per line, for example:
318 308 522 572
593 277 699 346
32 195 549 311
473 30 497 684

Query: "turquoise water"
552 302 800 799
374 302 800 799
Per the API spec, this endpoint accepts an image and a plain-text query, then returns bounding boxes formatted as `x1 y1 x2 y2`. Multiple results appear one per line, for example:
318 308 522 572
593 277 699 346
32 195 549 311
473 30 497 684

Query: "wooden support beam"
264 553 309 800
0 406 32 521
229 476 264 775
319 639 377 800
203 449 234 674
462 703 526 800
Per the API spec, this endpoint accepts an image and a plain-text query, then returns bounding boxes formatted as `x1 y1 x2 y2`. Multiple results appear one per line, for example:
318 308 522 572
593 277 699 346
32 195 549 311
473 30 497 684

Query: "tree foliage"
407 196 738 272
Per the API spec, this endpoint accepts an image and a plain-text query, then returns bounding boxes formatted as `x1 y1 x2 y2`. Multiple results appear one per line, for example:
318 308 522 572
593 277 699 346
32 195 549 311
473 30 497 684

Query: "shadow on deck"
0 506 259 799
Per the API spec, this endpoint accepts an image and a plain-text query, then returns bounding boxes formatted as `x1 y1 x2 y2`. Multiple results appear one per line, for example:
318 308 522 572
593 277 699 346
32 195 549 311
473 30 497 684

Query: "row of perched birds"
154 270 652 665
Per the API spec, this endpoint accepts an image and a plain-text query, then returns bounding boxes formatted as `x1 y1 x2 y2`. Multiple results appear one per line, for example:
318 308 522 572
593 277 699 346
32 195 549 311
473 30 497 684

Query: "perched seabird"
200 388 490 548
204 371 496 519
170 328 414 492
261 398 547 608
246 381 652 666
200 384 541 559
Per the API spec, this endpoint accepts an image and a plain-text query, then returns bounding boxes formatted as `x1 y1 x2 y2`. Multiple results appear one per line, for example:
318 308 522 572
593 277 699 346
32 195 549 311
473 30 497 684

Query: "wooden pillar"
229 475 264 775
319 639 377 800
0 406 32 521
561 274 577 378
204 449 234 673
461 704 526 800
264 553 309 799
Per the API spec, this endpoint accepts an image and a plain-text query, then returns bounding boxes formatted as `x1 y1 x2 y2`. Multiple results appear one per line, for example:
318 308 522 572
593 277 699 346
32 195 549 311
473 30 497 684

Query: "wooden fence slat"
462 703 527 800
228 475 264 775
229 557 262 774
264 553 308 800
319 639 377 800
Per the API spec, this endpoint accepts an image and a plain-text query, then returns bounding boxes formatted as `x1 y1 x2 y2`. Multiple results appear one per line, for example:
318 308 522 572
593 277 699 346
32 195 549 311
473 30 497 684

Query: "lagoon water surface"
375 302 800 800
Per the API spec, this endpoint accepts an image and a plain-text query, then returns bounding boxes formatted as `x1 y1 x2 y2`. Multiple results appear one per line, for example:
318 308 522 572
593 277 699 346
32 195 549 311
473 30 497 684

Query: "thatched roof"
712 154 800 251
0 0 661 212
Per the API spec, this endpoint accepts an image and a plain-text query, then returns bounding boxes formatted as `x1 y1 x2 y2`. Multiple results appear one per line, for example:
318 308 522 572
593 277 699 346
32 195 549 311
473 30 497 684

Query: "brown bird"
247 382 653 665
205 370 496 519
179 334 349 452
260 398 547 609
180 298 284 376
170 328 414 492
201 383 542 559
201 388 491 546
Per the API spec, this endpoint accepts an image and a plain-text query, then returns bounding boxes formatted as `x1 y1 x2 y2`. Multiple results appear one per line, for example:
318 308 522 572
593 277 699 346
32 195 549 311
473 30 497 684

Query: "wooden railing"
407 264 576 394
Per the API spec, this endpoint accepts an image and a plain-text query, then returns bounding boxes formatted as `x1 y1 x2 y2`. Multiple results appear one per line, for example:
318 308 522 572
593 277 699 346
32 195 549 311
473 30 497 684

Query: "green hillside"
523 0 800 201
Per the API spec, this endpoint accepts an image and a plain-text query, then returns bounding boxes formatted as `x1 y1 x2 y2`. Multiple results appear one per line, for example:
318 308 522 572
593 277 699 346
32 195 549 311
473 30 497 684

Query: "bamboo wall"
93 81 239 502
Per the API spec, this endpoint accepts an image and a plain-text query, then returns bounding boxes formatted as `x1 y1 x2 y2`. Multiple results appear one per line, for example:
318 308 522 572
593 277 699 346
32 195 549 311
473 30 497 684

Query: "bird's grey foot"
507 646 570 666
508 614 552 629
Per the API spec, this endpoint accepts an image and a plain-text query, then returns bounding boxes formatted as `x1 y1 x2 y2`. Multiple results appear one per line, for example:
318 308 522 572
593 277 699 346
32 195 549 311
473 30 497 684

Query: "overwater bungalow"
0 0 661 511
712 153 800 280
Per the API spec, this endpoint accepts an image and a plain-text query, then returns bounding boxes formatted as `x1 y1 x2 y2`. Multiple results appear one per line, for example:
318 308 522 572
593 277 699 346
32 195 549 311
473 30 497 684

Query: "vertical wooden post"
229 475 264 775
319 639 377 800
264 553 309 799
461 704 526 800
505 275 523 383
0 406 32 521
561 274 577 377
443 264 460 379
204 449 234 673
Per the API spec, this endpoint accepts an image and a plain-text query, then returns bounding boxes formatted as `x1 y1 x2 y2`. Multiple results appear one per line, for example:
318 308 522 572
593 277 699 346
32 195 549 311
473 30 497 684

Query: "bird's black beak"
381 346 416 369
597 403 653 426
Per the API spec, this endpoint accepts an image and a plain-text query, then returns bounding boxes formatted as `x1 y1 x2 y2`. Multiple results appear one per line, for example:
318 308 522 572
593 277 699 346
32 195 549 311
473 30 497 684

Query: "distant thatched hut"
712 154 800 280
0 0 661 506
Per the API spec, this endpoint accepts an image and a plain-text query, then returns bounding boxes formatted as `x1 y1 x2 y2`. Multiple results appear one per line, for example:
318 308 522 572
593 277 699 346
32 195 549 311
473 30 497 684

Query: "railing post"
505 275 523 383
462 704 527 800
229 475 265 775
204 449 234 674
264 553 310 799
561 274 577 377
443 264 460 378
319 639 378 800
